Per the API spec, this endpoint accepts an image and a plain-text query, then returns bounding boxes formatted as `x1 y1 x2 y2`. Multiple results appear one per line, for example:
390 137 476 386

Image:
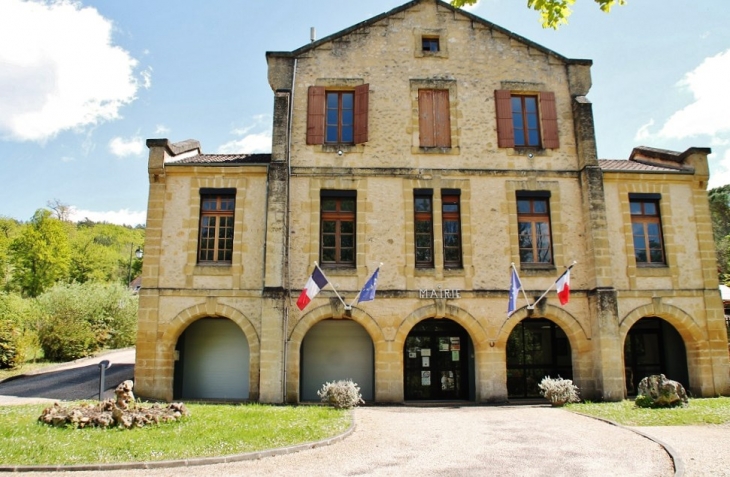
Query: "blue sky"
1 0 729 225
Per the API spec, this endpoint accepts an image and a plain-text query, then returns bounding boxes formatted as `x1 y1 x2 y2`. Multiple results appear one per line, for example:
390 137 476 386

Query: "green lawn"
0 403 351 466
567 397 730 426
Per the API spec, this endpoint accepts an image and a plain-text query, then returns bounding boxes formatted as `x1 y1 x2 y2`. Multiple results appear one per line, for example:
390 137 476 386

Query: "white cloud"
155 124 171 135
634 119 655 142
68 207 146 226
218 116 272 153
60 156 75 163
0 0 145 142
657 49 730 140
217 132 272 154
708 148 730 189
109 136 144 157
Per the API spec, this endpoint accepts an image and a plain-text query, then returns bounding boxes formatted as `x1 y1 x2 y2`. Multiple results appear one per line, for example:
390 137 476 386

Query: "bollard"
97 360 112 401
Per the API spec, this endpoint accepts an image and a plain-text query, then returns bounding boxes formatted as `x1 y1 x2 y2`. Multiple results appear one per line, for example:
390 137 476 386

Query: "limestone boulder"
637 374 688 407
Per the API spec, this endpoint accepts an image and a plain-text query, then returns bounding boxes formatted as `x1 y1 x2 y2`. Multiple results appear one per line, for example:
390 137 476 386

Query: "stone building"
135 0 729 403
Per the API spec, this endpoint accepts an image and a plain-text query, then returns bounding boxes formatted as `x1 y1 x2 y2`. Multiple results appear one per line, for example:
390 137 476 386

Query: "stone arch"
394 303 488 346
619 301 706 395
496 305 591 354
286 304 384 403
393 303 488 401
495 305 592 399
619 302 706 345
160 301 261 400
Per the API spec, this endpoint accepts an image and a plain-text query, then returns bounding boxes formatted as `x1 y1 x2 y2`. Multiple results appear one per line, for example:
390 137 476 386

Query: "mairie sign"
418 288 461 299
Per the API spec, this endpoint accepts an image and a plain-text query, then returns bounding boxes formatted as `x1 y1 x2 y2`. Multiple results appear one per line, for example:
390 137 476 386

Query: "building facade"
135 0 729 403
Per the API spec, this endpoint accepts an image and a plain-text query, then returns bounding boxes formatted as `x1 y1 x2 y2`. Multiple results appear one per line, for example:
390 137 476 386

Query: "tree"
449 0 626 29
9 209 71 297
709 185 730 283
0 217 21 292
46 198 72 222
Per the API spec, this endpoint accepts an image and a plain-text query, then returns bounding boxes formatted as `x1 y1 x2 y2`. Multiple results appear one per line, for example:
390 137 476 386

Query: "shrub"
38 315 97 361
0 292 35 368
317 380 365 409
0 319 24 368
34 282 137 359
538 376 580 406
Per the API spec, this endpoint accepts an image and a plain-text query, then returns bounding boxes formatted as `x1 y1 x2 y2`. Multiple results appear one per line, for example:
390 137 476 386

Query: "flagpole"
313 262 348 309
349 262 383 308
530 261 576 309
511 262 532 309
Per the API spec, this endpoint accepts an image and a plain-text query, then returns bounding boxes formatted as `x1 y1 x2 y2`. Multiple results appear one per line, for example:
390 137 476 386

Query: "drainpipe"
282 58 297 402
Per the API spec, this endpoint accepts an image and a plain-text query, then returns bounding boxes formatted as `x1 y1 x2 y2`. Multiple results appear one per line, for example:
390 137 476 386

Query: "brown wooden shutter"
354 84 369 144
433 89 451 148
540 91 559 149
306 86 325 145
419 90 435 147
494 89 514 148
419 89 451 148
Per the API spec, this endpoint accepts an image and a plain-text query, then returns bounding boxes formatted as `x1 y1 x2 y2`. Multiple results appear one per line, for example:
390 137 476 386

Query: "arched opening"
300 319 375 402
506 318 572 399
173 317 250 401
403 318 475 401
624 317 689 395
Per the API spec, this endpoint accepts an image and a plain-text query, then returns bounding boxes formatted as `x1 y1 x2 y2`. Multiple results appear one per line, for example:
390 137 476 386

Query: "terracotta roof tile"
168 153 272 165
598 159 686 173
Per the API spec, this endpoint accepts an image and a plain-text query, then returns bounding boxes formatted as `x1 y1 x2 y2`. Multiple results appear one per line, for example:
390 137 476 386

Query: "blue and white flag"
507 268 522 316
358 267 380 303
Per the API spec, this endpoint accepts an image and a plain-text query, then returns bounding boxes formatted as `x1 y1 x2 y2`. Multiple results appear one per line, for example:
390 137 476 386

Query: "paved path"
0 348 135 404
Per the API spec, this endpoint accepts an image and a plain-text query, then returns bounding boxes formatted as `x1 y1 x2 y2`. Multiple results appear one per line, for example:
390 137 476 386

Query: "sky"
1 0 729 226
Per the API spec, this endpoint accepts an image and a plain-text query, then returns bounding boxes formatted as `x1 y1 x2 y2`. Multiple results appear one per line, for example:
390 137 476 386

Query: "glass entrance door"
404 319 470 400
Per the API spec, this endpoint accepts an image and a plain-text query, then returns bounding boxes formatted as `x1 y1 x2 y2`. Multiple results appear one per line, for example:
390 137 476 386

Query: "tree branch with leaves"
449 0 627 29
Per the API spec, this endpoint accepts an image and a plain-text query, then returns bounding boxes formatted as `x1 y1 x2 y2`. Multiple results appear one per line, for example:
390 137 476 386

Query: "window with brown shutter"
419 89 451 148
495 90 559 149
307 84 369 145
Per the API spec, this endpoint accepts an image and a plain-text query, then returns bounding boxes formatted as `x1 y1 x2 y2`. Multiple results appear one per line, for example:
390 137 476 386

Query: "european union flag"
358 268 380 303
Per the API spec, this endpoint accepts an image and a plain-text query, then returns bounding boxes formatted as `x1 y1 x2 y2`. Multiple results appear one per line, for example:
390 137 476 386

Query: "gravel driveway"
12 406 675 477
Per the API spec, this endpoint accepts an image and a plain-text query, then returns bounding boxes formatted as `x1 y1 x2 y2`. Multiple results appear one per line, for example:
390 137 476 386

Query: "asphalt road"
0 348 135 403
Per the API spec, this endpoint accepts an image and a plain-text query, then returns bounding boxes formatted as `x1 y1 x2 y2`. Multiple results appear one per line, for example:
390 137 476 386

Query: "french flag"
297 267 328 311
556 269 570 305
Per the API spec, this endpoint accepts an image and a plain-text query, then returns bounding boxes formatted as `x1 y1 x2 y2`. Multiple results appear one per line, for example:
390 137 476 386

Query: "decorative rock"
38 381 190 429
637 374 689 407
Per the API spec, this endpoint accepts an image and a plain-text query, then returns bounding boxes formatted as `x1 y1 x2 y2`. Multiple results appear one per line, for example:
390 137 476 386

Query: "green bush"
34 282 137 361
0 292 35 368
0 319 24 368
38 315 97 361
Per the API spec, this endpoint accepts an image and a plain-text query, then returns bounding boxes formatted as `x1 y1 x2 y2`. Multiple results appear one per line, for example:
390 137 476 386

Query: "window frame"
307 84 369 146
414 189 434 268
441 190 462 269
511 95 541 147
495 90 559 149
320 191 356 268
325 91 354 144
422 36 440 52
516 191 553 267
197 190 236 264
629 195 666 266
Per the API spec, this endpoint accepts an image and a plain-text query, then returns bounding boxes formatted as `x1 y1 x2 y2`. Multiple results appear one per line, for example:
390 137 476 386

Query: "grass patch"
0 403 351 466
567 397 730 427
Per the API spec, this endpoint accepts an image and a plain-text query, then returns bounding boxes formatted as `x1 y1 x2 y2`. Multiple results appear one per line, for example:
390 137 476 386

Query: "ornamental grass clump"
317 380 364 409
538 376 580 406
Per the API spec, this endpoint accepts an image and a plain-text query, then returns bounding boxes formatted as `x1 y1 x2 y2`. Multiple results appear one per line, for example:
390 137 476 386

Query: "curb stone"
570 411 683 477
0 408 356 473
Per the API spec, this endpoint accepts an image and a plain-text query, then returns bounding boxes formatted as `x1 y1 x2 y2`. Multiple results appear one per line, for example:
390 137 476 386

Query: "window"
630 196 665 265
320 192 356 267
495 90 559 149
442 190 462 268
307 85 369 145
414 190 434 268
326 91 353 143
517 193 553 264
419 89 451 148
422 36 440 52
198 191 235 263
